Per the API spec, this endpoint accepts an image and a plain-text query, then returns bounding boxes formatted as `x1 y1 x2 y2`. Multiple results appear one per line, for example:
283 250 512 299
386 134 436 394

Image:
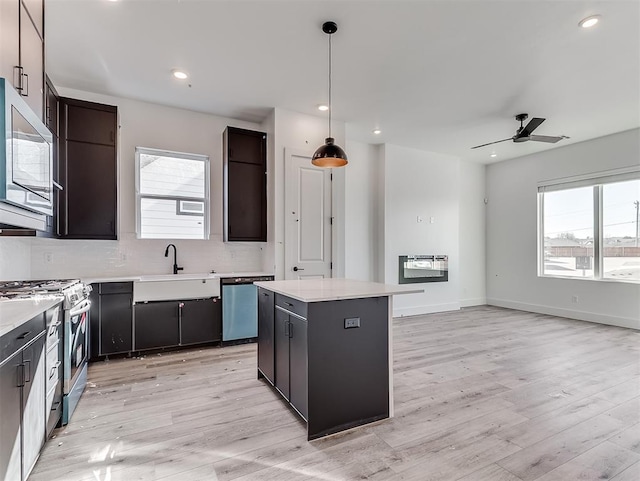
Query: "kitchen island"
254 278 422 440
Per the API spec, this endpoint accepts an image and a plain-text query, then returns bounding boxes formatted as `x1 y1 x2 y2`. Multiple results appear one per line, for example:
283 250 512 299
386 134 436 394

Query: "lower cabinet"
133 298 221 351
257 287 275 384
133 301 180 351
0 326 46 481
90 282 133 359
274 305 308 420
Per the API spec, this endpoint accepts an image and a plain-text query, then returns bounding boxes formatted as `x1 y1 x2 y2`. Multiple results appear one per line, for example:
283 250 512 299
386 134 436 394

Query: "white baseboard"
393 302 461 318
487 298 640 330
460 297 487 308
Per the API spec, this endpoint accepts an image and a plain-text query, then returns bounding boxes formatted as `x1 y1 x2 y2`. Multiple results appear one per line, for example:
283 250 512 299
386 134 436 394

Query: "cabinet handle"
262 292 269 296
21 73 29 97
17 331 31 340
285 302 293 307
23 360 31 383
288 321 293 338
110 131 115 143
284 321 290 337
13 66 23 91
17 364 25 387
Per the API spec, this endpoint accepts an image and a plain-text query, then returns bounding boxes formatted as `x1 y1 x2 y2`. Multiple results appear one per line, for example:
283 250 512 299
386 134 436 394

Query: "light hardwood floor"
30 306 640 481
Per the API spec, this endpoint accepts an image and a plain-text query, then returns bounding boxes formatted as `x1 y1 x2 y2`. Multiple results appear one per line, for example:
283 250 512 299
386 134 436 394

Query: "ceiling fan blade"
529 134 567 143
518 117 545 138
470 137 513 149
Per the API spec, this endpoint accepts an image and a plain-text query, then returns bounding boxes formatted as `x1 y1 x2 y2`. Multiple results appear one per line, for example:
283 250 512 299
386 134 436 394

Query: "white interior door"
285 150 332 280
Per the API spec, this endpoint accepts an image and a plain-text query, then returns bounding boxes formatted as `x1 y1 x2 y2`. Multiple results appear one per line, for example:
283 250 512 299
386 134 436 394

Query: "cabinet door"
65 104 116 146
64 141 117 239
45 77 59 136
21 334 45 480
134 302 179 351
274 309 290 400
100 293 133 355
180 298 221 345
0 0 19 85
0 352 22 481
288 316 308 420
227 127 265 164
257 288 275 383
227 162 266 241
19 0 43 120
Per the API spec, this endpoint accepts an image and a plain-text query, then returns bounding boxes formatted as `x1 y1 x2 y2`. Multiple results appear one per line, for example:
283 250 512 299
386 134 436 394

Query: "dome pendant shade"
312 137 348 167
313 21 347 168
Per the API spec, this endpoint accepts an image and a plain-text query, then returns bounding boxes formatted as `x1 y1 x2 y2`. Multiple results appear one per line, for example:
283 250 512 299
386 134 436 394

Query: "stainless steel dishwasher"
221 276 274 342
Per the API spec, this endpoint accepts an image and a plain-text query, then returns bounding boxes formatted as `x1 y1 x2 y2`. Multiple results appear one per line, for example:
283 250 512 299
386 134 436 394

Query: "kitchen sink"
134 274 220 302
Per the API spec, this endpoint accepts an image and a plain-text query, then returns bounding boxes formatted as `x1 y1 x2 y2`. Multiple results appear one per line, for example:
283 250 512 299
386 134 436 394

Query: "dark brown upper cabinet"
59 98 118 240
223 127 267 242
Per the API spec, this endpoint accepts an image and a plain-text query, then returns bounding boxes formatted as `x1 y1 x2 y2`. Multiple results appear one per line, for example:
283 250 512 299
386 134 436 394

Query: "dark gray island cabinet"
255 278 421 440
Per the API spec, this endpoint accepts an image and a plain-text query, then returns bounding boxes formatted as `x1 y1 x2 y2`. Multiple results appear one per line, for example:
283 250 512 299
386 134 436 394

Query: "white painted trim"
393 302 461 318
460 297 487 308
487 298 640 330
388 296 394 418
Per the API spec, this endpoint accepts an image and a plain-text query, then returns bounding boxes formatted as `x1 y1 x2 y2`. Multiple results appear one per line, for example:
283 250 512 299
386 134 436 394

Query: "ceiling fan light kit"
470 113 568 150
312 21 348 168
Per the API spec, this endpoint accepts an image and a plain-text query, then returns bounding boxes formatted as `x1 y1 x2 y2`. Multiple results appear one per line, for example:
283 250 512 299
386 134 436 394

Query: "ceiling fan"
471 113 569 149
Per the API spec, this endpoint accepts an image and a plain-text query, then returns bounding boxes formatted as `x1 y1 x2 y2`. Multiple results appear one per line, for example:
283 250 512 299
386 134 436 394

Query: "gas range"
0 279 90 307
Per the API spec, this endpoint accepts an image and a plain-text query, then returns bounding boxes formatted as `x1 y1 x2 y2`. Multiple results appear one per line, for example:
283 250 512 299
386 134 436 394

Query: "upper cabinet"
59 98 118 240
223 127 267 242
0 0 45 121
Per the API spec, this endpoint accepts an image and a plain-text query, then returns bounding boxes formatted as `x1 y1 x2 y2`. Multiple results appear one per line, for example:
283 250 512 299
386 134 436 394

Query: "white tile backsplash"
0 238 32 280
29 233 264 280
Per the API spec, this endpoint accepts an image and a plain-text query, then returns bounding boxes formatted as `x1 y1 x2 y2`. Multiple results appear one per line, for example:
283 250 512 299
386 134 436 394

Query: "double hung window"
135 147 210 239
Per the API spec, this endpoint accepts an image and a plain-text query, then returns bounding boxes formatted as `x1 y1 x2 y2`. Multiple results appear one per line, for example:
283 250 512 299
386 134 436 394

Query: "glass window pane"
603 179 640 281
139 153 205 198
543 186 594 278
140 198 205 239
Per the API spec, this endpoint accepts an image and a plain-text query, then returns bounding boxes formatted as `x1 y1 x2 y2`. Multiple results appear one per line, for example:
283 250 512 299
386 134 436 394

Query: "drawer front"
99 282 133 294
275 294 307 319
46 342 61 392
1 314 46 362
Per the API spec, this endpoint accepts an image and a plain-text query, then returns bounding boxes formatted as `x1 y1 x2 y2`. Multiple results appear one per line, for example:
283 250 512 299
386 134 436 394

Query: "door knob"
293 266 304 272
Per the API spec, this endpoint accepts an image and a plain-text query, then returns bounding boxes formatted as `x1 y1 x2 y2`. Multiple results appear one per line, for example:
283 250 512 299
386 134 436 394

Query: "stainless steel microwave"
0 77 53 224
399 255 449 284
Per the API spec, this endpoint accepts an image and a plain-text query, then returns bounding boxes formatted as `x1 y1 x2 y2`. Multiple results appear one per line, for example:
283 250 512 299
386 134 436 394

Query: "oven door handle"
69 299 91 318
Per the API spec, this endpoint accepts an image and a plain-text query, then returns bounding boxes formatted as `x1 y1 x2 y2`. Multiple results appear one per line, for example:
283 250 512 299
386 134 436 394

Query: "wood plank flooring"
30 306 640 481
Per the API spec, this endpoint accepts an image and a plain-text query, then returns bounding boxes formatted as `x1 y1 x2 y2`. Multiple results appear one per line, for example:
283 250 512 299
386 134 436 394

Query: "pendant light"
312 21 348 168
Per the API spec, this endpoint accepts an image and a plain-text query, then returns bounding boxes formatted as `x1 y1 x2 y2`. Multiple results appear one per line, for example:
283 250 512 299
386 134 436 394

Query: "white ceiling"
45 0 640 164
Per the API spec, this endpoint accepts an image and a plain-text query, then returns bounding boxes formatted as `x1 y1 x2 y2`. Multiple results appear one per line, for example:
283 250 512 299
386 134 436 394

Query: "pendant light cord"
328 32 332 139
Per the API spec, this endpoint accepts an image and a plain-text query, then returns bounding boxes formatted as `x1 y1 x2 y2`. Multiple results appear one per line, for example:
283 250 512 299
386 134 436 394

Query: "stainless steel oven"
399 255 448 283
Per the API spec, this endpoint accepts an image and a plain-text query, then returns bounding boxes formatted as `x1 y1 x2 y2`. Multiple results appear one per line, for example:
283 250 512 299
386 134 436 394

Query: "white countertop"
0 296 63 338
82 271 273 285
254 278 423 302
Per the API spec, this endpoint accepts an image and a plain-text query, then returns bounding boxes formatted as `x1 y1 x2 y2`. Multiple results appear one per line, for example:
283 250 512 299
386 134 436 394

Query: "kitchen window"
538 168 640 282
135 147 210 239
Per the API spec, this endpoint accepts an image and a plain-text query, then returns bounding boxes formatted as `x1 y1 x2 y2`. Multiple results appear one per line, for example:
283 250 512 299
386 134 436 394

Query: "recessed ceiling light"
172 69 188 80
490 153 497 158
373 129 382 135
318 104 329 111
579 15 600 28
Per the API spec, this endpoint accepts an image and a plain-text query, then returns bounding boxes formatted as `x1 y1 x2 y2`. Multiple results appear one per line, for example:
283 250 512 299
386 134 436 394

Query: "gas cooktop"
0 279 81 299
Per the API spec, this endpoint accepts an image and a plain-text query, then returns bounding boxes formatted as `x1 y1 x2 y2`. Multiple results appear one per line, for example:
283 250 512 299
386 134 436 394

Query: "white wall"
23 88 266 280
344 140 380 282
382 144 461 317
271 108 345 280
459 160 487 306
486 128 640 329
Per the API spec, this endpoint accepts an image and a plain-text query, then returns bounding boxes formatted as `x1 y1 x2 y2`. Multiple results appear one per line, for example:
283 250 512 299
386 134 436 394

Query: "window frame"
135 147 210 240
538 167 640 283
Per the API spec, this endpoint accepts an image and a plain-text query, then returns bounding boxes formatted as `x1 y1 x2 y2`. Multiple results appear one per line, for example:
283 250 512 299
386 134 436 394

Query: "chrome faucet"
164 244 183 274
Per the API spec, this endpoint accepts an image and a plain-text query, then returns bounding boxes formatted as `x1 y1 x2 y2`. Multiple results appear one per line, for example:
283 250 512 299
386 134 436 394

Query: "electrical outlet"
417 216 423 223
44 252 53 263
571 295 579 303
344 317 360 329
